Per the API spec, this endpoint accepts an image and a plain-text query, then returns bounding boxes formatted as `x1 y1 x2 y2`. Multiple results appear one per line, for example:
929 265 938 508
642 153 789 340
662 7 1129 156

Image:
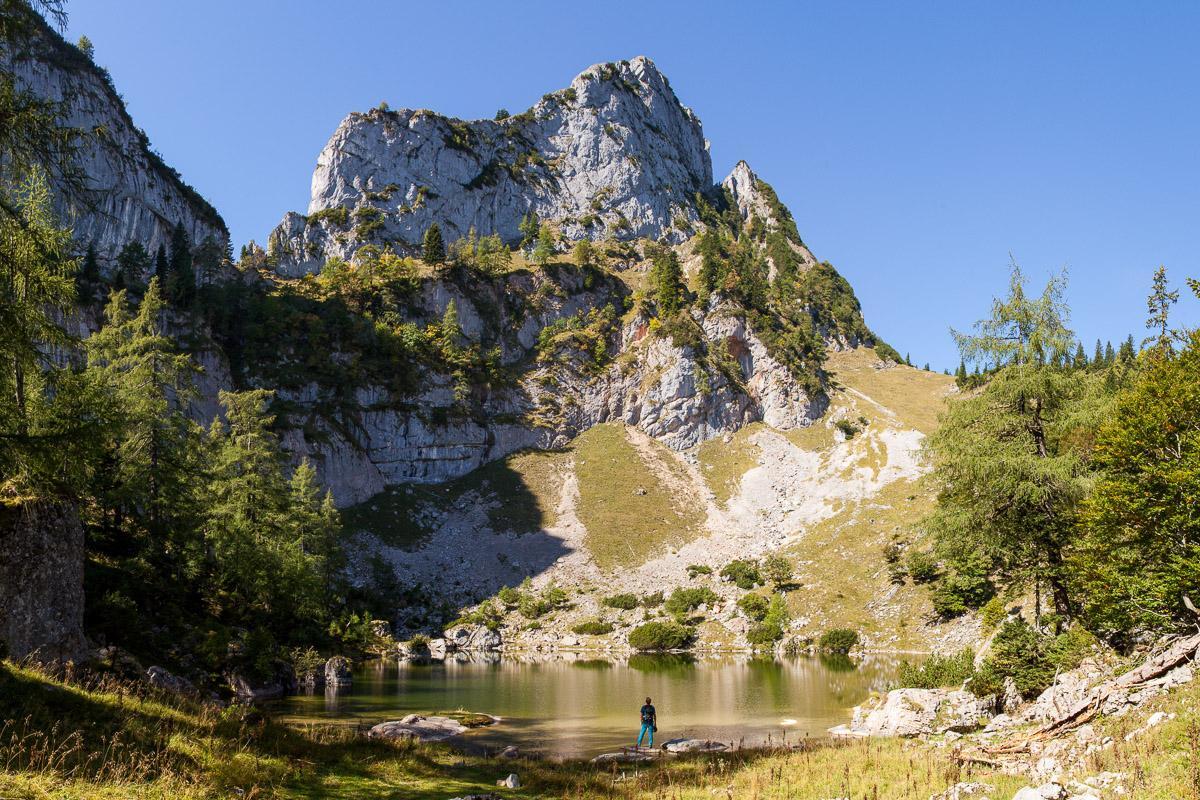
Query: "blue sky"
66 1 1200 370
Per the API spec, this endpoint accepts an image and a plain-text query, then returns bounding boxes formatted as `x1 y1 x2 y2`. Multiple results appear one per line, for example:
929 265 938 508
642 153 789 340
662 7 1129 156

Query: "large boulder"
325 656 353 687
369 714 468 742
228 673 284 702
0 501 87 663
445 624 503 652
146 666 198 698
661 738 727 753
831 688 994 738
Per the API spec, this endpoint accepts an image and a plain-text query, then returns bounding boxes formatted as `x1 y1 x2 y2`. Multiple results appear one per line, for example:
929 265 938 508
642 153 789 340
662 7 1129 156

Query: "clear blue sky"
65 1 1200 370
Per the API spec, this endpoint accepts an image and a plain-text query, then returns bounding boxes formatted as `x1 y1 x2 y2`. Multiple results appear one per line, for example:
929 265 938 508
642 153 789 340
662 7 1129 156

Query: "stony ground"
351 350 971 653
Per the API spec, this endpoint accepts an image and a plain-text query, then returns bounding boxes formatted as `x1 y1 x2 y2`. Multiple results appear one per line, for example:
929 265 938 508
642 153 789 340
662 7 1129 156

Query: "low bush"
970 619 1095 699
747 622 784 646
895 649 975 689
686 564 713 579
819 628 859 654
640 591 664 607
834 419 860 439
602 593 639 610
737 594 770 621
905 550 940 584
628 621 693 651
496 586 522 607
720 559 761 590
664 586 718 616
761 554 795 588
571 619 614 636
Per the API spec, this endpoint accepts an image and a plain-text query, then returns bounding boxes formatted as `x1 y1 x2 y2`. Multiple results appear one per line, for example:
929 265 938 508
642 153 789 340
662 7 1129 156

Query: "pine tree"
1104 341 1115 365
86 278 199 534
532 224 555 265
572 238 596 269
165 222 194 307
0 169 79 492
518 211 540 249
201 390 337 631
422 223 445 264
650 248 684 315
1118 334 1136 363
154 244 169 286
77 244 100 302
696 229 723 299
1092 339 1103 370
1073 342 1087 370
955 360 967 383
1143 265 1178 353
115 241 150 290
76 34 94 59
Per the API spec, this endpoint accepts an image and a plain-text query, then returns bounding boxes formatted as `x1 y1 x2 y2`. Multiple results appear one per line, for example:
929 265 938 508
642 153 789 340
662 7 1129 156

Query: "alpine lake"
275 652 901 758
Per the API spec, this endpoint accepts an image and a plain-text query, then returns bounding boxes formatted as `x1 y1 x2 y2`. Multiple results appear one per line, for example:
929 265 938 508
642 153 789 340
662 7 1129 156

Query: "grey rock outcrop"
830 688 994 738
0 501 87 663
269 56 710 276
146 666 198 698
1 15 227 272
324 656 353 687
368 714 472 742
445 624 502 652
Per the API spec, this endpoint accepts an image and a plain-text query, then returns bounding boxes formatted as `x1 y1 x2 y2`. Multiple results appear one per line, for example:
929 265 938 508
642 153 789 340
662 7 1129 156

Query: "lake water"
276 653 899 758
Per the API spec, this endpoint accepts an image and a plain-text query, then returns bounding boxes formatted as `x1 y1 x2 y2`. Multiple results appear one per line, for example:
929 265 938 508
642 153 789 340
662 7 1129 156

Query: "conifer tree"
650 248 684 315
77 243 100 302
166 222 194 307
518 211 540 249
1092 339 1103 370
422 222 445 264
572 238 596 269
929 262 1083 620
0 169 79 492
1143 265 1178 353
86 278 199 533
696 229 723 299
154 244 169 286
1118 334 1136 363
532 224 555 265
115 241 150 290
1073 342 1087 370
1104 341 1115 365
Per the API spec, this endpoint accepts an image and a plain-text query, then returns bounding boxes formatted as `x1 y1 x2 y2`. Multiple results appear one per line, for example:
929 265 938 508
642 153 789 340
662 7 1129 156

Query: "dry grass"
825 346 955 434
697 423 763 506
574 423 706 572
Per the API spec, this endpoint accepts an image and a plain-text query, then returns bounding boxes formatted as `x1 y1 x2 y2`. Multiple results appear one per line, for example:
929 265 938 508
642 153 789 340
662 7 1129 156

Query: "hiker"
636 696 657 749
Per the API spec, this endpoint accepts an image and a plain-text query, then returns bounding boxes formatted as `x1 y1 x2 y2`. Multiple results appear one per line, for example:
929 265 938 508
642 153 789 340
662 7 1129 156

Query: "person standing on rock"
635 696 657 749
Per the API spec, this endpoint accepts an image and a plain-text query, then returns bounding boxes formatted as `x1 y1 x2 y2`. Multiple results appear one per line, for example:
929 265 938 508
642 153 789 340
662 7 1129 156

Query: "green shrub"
571 619 614 636
518 595 551 619
640 591 664 608
834 419 860 439
720 559 761 590
496 586 522 607
737 594 770 621
686 564 712 579
980 596 1007 629
930 562 996 618
819 628 859 654
761 554 795 588
905 550 940 584
970 619 1096 699
628 621 693 651
602 593 639 610
664 586 718 616
895 649 975 689
747 622 784 646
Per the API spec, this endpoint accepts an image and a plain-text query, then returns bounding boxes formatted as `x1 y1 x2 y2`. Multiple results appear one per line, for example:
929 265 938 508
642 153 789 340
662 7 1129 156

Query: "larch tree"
926 262 1088 622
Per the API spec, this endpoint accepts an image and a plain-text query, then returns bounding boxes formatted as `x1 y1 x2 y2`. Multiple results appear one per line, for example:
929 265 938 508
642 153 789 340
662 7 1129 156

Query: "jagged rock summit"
269 56 713 276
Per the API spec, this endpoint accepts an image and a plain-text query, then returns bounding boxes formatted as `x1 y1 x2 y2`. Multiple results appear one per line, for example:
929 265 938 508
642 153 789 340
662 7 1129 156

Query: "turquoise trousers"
636 722 654 747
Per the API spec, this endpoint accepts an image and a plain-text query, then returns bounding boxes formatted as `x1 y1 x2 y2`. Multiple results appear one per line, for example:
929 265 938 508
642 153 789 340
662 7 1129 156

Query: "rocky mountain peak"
268 57 713 277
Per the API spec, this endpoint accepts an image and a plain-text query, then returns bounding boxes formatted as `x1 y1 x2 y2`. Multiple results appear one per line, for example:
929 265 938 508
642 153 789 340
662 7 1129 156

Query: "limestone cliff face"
1 15 227 272
269 57 711 277
266 268 823 507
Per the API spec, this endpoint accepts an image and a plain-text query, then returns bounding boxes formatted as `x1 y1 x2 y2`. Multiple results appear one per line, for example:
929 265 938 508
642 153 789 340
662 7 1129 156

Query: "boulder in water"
369 714 468 742
590 749 658 763
661 738 728 753
325 656 352 687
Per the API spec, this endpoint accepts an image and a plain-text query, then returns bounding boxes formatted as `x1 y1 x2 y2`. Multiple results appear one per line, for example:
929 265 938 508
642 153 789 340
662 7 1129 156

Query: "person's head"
645 697 652 705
